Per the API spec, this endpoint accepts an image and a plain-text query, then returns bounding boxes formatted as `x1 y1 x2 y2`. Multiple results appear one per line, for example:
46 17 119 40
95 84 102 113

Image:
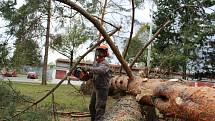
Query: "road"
0 75 83 86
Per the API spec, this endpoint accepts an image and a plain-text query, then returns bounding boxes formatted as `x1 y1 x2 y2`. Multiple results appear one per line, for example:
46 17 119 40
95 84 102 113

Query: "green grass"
12 82 91 112
11 82 115 112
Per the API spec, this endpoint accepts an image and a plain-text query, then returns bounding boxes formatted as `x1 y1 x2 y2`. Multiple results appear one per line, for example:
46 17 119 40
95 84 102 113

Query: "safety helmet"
97 43 108 50
96 44 109 57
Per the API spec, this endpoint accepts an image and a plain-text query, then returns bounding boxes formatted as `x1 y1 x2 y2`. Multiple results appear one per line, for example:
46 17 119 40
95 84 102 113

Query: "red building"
55 59 93 79
55 58 142 79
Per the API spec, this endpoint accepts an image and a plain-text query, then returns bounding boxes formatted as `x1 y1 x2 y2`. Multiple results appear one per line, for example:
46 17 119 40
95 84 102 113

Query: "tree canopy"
125 24 149 66
11 39 41 67
152 0 215 78
0 0 46 67
51 19 91 70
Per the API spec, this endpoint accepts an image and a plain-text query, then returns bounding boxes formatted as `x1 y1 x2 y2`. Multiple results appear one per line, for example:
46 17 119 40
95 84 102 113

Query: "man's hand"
72 67 81 78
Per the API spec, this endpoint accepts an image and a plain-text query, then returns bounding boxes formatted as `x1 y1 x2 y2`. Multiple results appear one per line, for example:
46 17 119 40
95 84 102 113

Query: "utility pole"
147 1 154 68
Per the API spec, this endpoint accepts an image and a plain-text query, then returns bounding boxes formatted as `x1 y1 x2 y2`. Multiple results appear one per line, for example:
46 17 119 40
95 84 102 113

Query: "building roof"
56 58 93 65
56 58 143 71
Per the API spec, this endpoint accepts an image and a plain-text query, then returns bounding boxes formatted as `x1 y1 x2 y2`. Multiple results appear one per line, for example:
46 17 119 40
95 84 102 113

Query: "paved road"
0 75 83 86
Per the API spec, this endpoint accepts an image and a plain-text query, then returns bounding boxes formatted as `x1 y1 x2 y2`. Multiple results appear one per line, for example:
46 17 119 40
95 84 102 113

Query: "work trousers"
89 87 109 121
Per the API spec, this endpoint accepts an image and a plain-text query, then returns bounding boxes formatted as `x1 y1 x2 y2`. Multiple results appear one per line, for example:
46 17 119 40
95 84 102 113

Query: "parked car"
27 72 38 79
1 69 17 77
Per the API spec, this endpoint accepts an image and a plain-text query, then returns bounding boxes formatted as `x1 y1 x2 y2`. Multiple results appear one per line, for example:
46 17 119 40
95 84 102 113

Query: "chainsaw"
73 67 91 81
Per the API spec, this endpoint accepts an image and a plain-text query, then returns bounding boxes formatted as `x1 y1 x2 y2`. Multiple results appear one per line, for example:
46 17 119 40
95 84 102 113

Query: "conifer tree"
152 0 214 78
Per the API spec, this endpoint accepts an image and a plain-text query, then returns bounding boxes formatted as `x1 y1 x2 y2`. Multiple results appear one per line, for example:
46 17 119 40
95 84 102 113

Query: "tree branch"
55 0 134 79
129 20 171 68
92 15 119 29
120 0 135 74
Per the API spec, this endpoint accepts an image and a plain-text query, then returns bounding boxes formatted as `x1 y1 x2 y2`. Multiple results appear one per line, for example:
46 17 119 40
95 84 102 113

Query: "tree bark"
68 50 73 85
102 96 143 121
42 0 51 85
110 75 215 121
119 0 135 74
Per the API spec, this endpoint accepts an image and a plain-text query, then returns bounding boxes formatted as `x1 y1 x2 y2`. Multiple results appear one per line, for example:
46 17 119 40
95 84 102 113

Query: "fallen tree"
102 96 143 121
11 0 213 120
110 76 215 121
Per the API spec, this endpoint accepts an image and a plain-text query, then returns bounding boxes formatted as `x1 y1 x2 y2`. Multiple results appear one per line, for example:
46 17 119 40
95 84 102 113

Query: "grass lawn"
12 82 115 112
12 82 90 112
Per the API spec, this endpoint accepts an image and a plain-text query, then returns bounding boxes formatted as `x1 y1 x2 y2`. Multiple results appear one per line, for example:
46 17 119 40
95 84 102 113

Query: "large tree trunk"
42 0 51 85
68 50 73 85
110 76 215 121
102 96 143 121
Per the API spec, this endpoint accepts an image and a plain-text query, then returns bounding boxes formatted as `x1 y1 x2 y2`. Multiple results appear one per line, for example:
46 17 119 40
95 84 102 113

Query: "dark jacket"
90 60 111 89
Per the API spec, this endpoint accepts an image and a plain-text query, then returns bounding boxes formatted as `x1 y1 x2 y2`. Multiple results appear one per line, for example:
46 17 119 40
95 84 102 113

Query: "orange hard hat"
96 44 109 57
97 44 108 50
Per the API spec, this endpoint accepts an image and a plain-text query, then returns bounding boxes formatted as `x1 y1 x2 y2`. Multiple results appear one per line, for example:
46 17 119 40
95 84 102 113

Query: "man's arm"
90 63 109 74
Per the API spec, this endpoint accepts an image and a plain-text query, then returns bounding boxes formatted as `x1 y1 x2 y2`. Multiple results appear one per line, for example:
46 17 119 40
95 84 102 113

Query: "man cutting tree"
73 43 112 121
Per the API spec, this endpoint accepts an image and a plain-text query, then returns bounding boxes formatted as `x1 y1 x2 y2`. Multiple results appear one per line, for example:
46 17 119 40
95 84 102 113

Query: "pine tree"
0 0 45 67
0 42 10 68
152 0 214 78
12 39 41 67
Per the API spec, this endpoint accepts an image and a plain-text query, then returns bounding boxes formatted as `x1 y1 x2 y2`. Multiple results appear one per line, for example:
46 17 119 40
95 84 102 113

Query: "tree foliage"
0 42 10 67
152 0 215 76
190 9 215 78
51 18 91 69
0 0 46 67
125 24 149 65
0 0 46 38
11 39 41 67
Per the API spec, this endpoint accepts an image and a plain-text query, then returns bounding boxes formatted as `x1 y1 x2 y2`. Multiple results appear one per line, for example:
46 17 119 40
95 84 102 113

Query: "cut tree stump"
102 96 143 121
110 75 215 121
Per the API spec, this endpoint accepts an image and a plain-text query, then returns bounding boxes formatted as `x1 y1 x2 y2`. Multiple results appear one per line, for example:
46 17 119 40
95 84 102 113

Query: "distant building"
54 58 92 79
54 58 143 79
